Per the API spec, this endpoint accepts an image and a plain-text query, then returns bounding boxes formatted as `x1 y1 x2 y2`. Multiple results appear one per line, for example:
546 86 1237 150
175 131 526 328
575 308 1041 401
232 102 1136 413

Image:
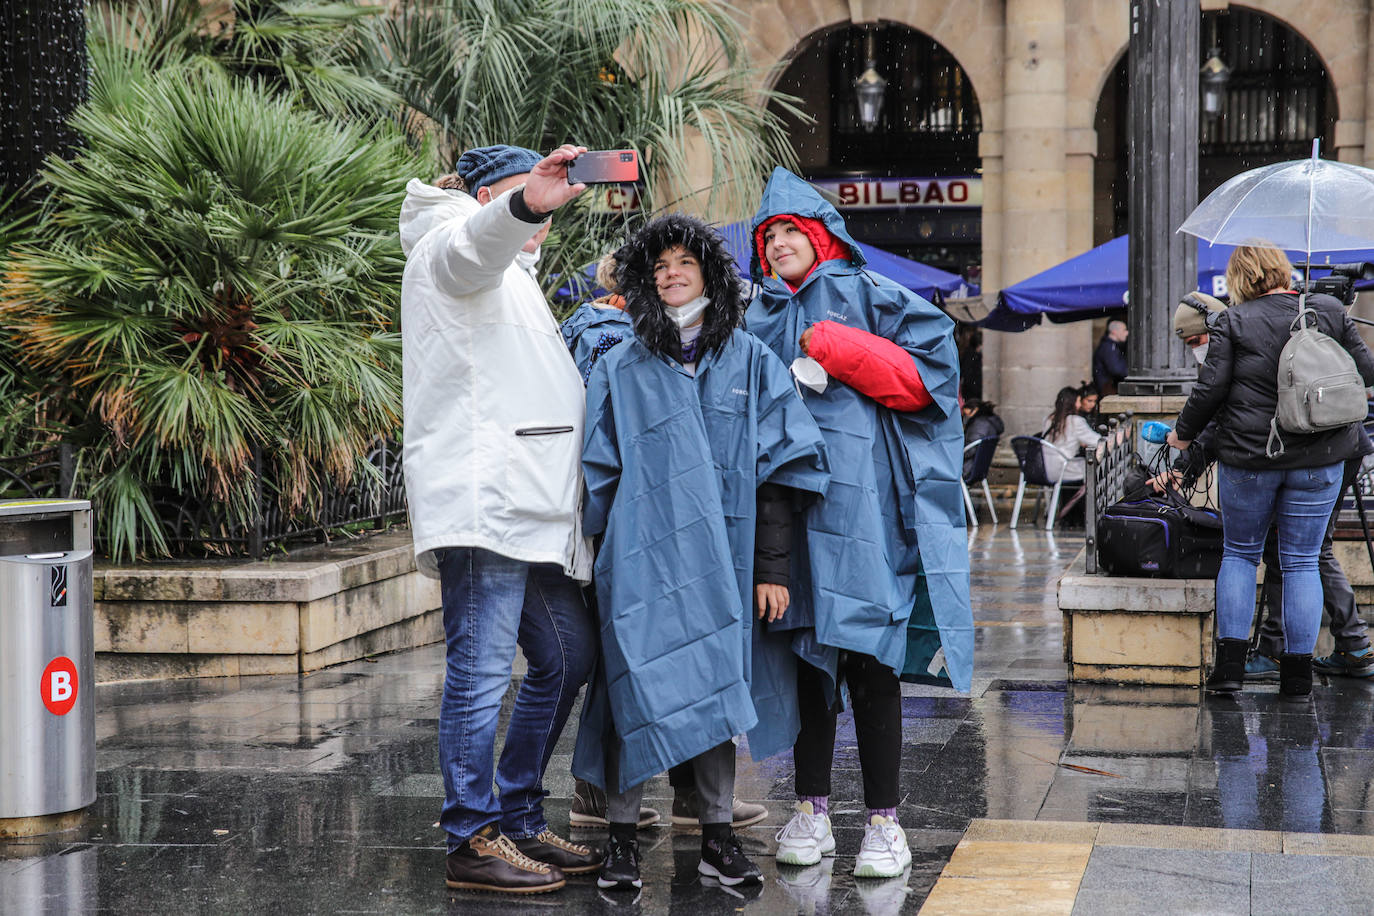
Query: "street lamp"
1200 49 1230 121
854 59 887 132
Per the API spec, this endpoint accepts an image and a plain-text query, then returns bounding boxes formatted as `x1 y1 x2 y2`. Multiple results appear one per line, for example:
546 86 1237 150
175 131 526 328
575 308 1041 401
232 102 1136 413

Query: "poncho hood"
749 168 866 283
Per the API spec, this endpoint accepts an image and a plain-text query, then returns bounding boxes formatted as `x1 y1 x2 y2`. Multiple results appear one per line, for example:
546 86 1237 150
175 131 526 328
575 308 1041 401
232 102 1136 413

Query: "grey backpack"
1266 295 1367 458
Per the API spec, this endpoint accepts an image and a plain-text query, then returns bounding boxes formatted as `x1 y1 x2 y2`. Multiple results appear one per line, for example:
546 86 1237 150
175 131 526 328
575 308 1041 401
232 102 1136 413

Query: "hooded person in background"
398 143 602 895
570 213 830 893
744 168 973 881
560 252 634 381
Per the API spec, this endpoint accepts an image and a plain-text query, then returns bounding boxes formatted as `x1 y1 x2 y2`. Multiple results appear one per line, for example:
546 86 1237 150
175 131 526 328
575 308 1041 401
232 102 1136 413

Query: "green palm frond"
368 0 806 302
0 64 421 558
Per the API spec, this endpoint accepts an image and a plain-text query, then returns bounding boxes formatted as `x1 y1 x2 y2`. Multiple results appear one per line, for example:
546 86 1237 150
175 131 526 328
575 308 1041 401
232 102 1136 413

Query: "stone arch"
1075 2 1363 139
733 0 1004 133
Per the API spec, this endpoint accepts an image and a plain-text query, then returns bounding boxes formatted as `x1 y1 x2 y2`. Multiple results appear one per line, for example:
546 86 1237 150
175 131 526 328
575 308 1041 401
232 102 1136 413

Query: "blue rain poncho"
560 301 633 381
570 330 830 791
745 167 973 693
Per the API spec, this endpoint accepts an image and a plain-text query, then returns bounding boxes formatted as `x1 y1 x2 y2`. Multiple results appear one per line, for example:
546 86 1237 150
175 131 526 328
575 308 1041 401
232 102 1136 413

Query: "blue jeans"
437 547 595 849
1216 462 1344 654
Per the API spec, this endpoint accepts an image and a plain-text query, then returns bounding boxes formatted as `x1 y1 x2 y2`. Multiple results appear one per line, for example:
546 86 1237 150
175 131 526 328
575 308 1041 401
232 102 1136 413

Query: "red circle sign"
40 656 79 716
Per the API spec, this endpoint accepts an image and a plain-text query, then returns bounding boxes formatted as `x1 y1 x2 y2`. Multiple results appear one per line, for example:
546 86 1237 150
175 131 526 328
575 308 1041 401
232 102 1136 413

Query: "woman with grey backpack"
1168 244 1374 700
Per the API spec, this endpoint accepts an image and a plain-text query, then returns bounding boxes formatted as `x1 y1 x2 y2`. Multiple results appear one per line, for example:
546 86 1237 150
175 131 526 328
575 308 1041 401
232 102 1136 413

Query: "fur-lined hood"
616 213 745 363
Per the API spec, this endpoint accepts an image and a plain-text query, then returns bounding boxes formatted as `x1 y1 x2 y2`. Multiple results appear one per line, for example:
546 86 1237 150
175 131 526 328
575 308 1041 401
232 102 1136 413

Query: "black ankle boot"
1206 638 1248 693
1279 653 1314 700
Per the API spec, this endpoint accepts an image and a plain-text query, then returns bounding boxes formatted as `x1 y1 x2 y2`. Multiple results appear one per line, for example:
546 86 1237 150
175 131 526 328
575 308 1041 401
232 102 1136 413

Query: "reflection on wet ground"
5 528 1374 913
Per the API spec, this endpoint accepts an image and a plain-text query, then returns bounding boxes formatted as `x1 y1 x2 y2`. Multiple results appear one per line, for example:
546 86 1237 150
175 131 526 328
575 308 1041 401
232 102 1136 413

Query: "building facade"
728 0 1368 436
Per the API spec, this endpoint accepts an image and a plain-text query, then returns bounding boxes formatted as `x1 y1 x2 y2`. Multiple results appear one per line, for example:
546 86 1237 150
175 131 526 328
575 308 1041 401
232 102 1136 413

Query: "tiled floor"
4 526 1374 914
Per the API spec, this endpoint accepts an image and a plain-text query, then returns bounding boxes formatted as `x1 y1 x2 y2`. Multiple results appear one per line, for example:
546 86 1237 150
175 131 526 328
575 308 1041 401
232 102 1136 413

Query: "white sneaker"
774 801 836 866
853 815 911 879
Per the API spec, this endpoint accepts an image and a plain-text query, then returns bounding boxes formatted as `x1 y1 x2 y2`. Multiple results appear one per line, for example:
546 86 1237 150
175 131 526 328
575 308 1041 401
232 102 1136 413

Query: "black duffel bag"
1096 486 1223 579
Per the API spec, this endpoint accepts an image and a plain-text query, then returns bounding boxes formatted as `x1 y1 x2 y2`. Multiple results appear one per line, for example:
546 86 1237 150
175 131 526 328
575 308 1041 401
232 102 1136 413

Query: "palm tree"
0 61 421 558
368 0 804 298
90 0 399 120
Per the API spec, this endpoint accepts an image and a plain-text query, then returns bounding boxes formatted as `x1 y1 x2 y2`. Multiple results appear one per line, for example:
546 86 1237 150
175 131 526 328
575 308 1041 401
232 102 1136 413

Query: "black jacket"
1174 292 1374 470
1092 335 1128 394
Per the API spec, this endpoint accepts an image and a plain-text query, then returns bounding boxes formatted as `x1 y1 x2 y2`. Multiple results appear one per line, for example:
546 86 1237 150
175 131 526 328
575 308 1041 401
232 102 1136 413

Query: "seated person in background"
1041 386 1102 483
961 398 1003 479
1076 382 1103 431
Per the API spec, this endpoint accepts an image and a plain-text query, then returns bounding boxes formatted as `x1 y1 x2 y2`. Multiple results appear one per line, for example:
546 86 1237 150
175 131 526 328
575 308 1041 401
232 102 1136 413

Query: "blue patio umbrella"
977 235 1374 331
557 221 977 304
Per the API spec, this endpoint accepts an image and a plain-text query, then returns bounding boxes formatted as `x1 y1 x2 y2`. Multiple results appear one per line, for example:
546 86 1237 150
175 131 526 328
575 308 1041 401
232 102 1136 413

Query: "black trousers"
793 653 902 809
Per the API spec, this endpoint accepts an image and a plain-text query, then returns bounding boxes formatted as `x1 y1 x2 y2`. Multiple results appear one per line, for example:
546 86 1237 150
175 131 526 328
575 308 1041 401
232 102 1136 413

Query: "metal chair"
1009 435 1083 530
961 436 1000 526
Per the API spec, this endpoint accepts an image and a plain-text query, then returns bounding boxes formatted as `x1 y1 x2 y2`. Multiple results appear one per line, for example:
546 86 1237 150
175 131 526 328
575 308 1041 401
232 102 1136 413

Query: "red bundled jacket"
757 214 932 412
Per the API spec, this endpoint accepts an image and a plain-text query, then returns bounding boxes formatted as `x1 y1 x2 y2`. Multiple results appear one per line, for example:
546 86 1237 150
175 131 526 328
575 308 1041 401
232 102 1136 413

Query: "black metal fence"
2 438 407 559
1083 413 1136 575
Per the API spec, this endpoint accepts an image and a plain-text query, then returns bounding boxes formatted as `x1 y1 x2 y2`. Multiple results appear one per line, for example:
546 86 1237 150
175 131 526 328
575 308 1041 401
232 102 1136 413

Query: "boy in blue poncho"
745 168 973 880
562 252 773 833
571 214 830 892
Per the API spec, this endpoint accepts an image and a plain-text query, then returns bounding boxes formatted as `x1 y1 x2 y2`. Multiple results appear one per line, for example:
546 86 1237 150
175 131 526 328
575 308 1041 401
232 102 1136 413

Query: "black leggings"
794 653 902 809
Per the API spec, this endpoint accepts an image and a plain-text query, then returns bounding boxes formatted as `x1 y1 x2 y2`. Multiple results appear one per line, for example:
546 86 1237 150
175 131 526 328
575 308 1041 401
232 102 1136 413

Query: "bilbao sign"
811 177 982 210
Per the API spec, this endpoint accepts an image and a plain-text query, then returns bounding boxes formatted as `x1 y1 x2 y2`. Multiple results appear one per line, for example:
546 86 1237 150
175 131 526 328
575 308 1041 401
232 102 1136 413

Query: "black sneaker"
512 829 602 875
597 832 642 891
697 828 761 887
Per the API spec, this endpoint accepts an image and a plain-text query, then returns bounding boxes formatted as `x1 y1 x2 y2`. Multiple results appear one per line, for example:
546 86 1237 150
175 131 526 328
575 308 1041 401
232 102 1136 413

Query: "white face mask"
1191 343 1209 365
665 295 709 329
790 356 828 394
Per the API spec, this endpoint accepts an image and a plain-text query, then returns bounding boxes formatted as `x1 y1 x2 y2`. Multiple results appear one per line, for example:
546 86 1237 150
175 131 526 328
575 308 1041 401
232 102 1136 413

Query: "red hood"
755 214 850 291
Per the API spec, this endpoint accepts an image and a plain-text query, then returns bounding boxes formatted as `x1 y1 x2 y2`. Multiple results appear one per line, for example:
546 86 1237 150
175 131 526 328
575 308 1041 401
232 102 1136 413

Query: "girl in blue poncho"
746 168 973 881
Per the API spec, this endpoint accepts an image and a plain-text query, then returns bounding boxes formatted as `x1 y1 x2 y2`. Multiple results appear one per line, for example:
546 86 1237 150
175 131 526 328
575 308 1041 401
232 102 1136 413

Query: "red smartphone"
566 150 640 185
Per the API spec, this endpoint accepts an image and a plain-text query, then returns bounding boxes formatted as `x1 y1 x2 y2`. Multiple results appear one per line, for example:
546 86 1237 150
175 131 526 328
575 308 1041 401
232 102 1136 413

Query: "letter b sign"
41 656 79 716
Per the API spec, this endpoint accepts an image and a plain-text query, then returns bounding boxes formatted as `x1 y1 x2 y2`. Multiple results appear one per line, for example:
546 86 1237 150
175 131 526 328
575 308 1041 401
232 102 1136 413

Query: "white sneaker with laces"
774 801 836 866
853 815 911 879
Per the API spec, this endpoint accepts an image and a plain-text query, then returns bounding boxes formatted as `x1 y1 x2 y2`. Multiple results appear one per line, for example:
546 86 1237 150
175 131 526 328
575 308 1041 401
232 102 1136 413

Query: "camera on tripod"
1298 261 1374 307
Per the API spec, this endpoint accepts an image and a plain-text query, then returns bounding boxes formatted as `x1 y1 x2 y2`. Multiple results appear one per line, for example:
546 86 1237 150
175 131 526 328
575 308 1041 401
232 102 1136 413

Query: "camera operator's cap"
455 145 542 196
1173 291 1227 339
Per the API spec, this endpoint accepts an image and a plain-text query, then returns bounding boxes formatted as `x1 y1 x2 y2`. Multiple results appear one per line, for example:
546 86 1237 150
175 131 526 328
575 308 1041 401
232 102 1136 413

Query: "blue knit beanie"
456 145 542 196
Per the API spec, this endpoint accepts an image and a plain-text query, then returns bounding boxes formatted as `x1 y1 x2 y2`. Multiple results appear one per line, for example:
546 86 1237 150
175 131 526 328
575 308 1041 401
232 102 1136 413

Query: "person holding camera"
399 143 603 894
1168 245 1374 700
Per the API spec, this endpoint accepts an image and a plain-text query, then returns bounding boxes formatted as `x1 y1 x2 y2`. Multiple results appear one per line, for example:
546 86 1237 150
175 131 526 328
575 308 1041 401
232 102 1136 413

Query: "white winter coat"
399 179 592 582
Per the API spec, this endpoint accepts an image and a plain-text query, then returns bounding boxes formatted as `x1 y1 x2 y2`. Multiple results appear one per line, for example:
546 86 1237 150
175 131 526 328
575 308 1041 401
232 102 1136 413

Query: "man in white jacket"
399 144 600 894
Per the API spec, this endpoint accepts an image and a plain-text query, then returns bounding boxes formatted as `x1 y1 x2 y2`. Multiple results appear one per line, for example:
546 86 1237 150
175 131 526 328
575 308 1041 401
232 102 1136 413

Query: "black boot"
1205 638 1248 693
1279 653 1314 700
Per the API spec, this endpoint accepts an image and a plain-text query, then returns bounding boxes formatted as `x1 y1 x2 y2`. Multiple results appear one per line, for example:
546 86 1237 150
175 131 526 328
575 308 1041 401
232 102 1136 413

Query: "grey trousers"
606 740 734 826
1257 457 1371 656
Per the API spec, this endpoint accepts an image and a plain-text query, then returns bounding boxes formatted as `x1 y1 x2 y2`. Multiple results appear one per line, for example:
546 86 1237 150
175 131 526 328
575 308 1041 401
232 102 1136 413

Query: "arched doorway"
1093 6 1337 245
770 21 984 393
770 22 983 276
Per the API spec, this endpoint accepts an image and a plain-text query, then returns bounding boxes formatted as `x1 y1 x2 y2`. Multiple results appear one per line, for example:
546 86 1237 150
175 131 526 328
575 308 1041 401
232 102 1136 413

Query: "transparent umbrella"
1178 140 1374 260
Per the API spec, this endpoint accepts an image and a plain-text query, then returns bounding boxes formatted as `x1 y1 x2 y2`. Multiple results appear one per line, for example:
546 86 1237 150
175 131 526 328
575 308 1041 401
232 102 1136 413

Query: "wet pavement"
6 527 1374 913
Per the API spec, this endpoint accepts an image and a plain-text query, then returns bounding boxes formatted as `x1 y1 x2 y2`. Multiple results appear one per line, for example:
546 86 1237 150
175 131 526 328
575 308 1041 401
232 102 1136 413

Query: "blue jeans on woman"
436 547 595 850
1216 461 1345 654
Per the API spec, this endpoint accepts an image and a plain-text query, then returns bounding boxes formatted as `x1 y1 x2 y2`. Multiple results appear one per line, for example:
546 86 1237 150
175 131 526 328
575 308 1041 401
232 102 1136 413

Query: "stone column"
1120 0 1197 397
994 0 1089 436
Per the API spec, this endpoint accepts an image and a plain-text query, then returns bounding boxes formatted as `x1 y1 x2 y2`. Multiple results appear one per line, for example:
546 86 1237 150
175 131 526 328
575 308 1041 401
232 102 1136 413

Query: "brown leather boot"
445 824 566 894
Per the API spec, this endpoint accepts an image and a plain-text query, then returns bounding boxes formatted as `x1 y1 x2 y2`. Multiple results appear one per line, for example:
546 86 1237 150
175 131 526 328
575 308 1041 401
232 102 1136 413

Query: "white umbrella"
1178 140 1374 261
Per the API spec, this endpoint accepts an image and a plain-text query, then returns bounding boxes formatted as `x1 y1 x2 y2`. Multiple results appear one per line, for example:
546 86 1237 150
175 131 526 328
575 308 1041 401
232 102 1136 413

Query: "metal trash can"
0 499 94 837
